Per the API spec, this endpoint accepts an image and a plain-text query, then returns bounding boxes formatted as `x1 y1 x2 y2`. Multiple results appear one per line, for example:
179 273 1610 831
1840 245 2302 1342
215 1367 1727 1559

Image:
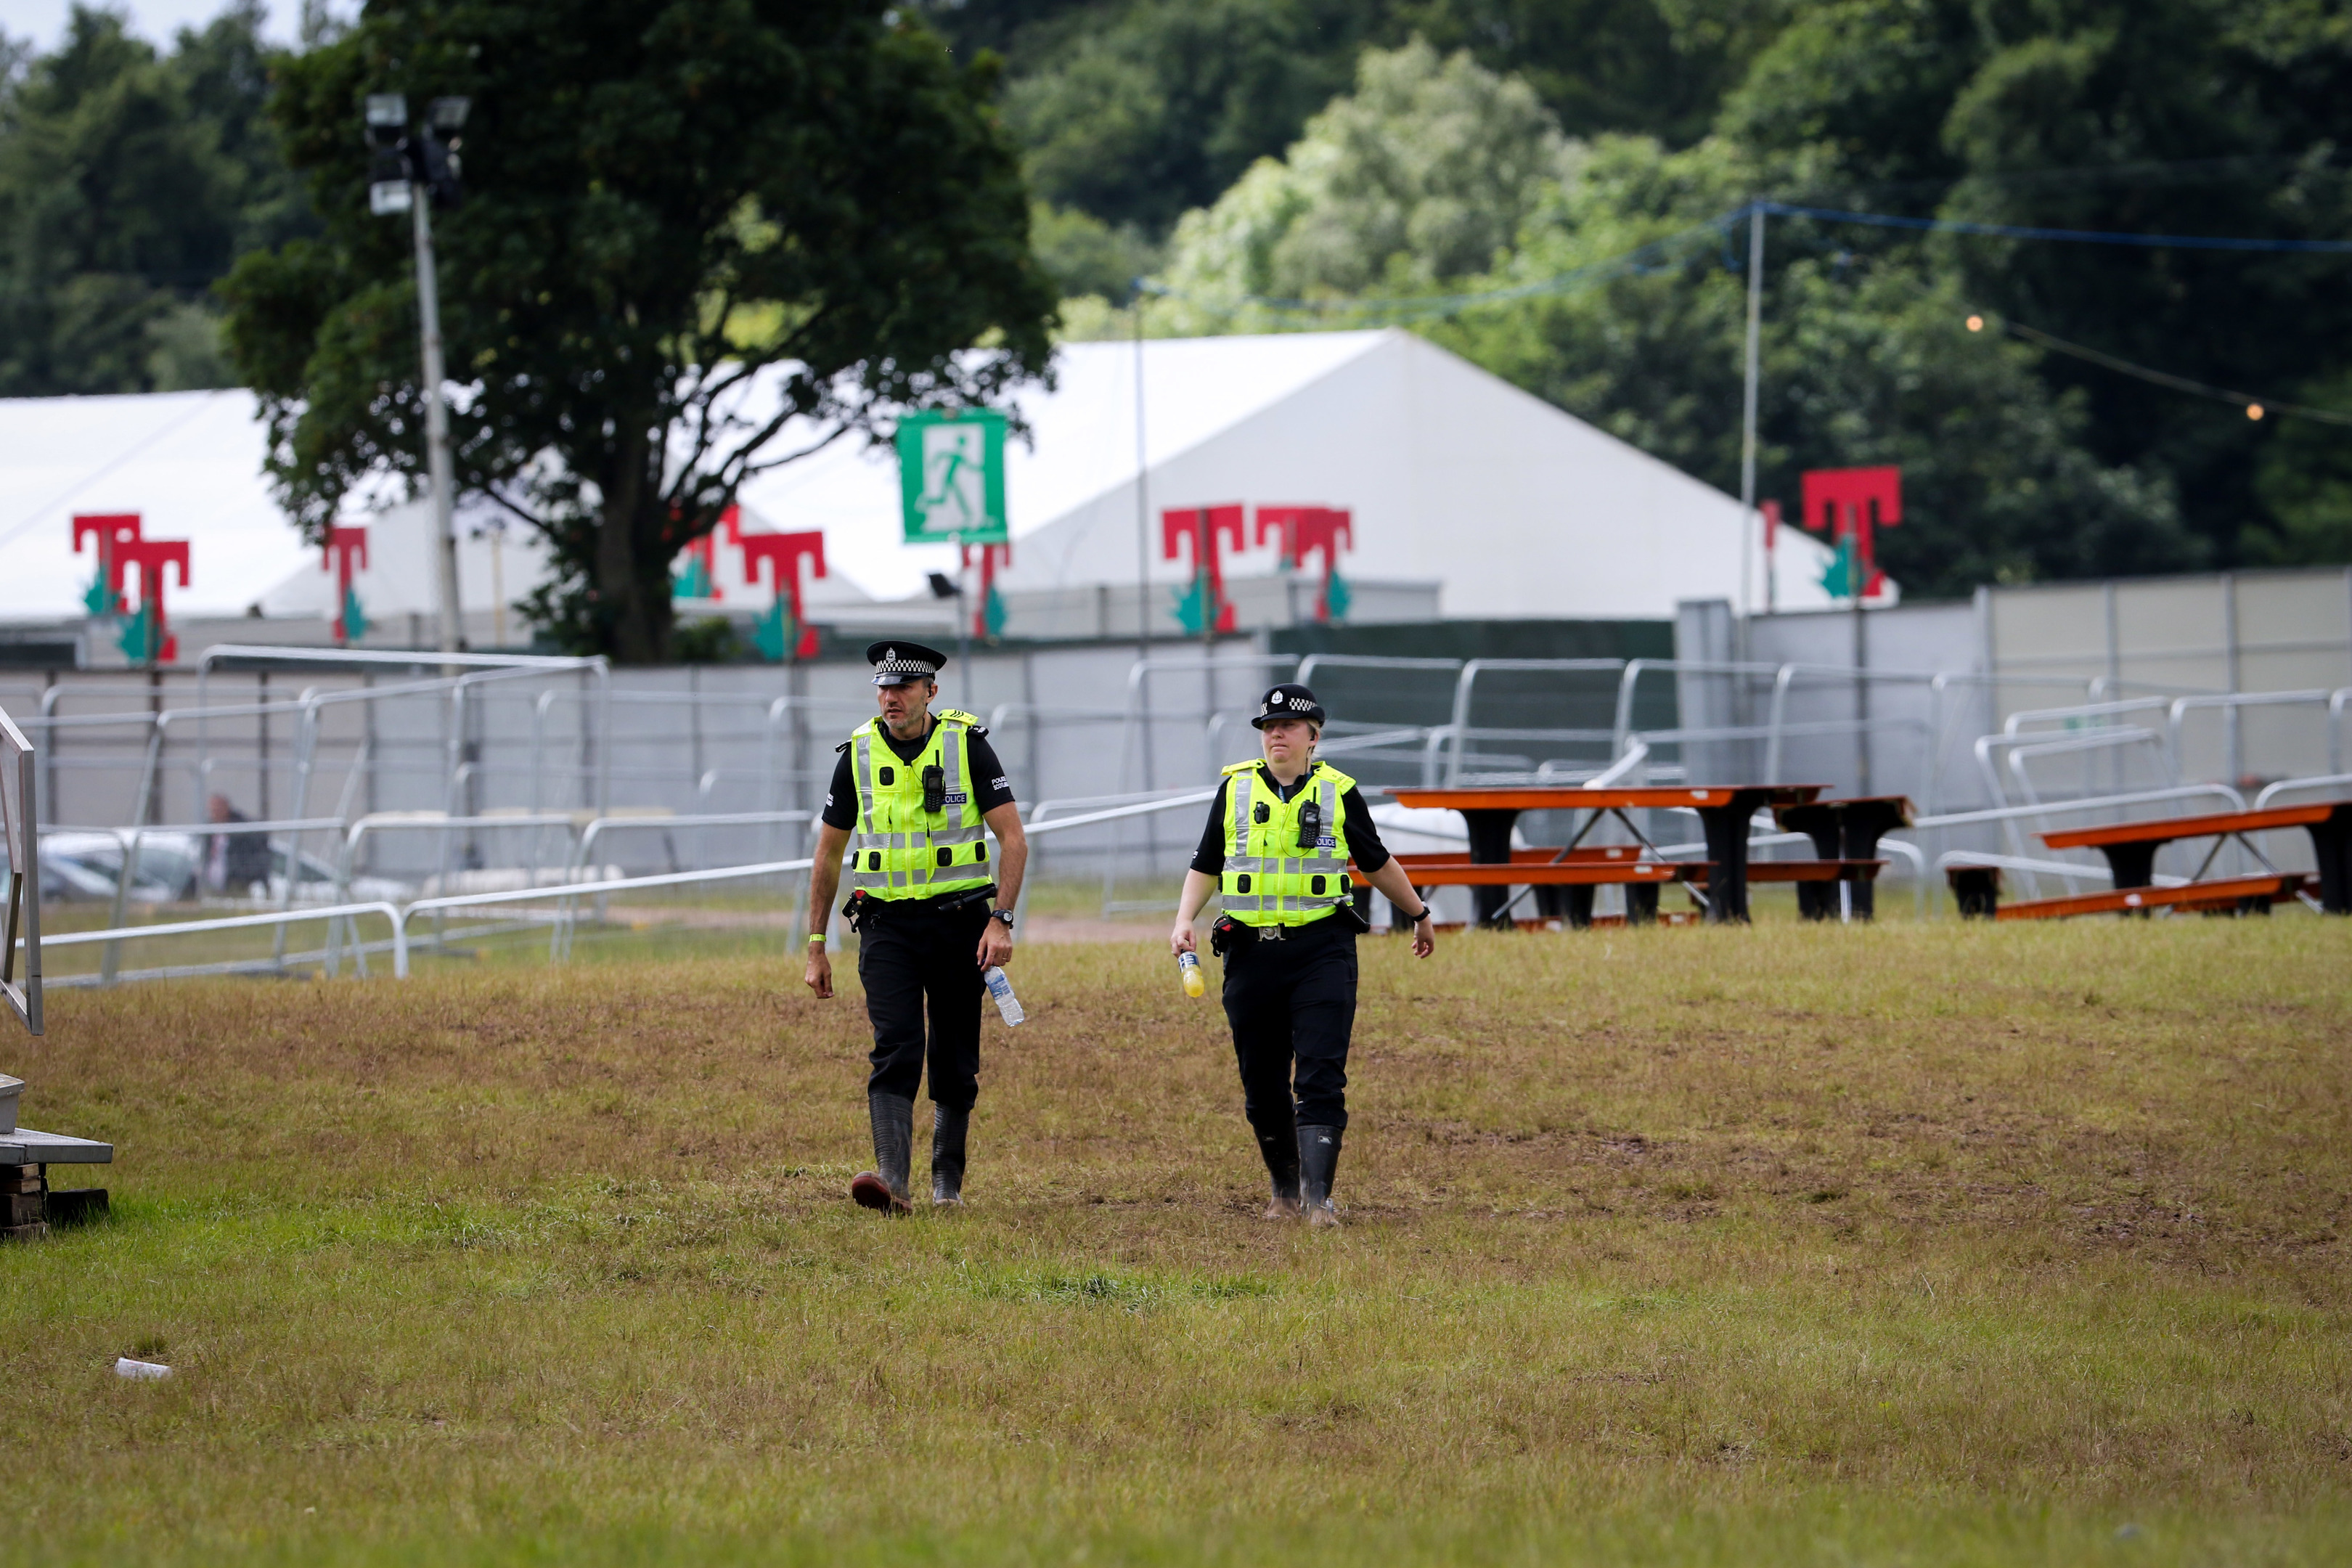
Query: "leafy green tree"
1389 0 1787 149
2252 374 2352 565
0 3 311 395
222 0 1057 663
1432 136 2192 597
1159 38 1581 322
1723 0 2352 568
995 0 1375 234
923 0 1786 240
1029 199 1161 301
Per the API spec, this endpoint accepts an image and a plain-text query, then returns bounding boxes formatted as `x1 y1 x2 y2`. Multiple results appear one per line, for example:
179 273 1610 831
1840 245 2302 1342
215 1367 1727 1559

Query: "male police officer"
1169 683 1437 1227
804 642 1027 1213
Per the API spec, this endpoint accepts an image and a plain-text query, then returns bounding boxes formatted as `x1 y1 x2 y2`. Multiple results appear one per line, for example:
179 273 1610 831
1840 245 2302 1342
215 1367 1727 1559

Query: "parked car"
12 831 409 906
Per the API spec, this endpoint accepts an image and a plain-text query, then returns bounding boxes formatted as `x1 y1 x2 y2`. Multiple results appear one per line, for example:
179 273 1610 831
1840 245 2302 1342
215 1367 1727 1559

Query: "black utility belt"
1209 907 1360 954
844 886 996 929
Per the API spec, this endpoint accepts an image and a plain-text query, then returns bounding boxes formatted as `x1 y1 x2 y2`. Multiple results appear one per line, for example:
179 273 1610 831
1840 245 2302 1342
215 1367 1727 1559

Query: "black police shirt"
820 718 1016 830
1189 765 1391 876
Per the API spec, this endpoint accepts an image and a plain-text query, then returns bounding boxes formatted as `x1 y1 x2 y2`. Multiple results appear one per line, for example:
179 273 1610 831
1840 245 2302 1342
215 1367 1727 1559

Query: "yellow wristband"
807 935 826 947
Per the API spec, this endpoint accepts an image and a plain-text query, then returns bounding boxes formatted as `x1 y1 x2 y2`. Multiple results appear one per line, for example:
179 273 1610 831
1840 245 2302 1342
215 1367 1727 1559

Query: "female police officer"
1169 683 1437 1227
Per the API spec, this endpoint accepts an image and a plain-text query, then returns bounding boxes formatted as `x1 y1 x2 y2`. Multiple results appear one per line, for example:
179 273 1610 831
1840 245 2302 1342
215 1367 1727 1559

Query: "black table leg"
1627 883 1659 925
1562 886 1595 928
1461 808 1521 928
2099 843 2160 890
1839 801 1909 920
1951 867 2000 918
2309 805 2352 914
1696 794 1763 923
1792 817 1839 921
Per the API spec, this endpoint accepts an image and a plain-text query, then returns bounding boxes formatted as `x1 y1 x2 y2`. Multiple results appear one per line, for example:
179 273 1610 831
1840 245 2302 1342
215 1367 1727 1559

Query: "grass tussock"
2 918 2350 1565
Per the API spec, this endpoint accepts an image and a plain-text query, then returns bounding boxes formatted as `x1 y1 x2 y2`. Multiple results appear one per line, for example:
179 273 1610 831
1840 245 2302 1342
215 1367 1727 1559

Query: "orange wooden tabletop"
2041 802 2338 849
1349 861 1702 887
1389 785 1824 812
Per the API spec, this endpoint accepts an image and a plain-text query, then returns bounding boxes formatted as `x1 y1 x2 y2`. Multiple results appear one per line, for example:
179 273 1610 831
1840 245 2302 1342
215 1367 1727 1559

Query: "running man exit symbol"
895 410 1009 544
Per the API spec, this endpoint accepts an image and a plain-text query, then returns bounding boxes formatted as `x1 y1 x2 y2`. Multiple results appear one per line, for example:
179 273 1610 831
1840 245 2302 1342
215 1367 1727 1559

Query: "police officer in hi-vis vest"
1169 683 1437 1227
805 642 1027 1214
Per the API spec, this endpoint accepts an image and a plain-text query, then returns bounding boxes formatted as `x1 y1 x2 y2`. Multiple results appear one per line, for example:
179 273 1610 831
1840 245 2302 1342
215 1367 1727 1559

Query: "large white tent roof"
0 330 1855 632
730 327 1852 618
0 388 313 621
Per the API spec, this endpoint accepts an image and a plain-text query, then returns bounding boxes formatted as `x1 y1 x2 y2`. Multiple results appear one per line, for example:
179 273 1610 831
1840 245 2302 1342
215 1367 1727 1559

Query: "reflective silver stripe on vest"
940 720 964 804
848 731 909 892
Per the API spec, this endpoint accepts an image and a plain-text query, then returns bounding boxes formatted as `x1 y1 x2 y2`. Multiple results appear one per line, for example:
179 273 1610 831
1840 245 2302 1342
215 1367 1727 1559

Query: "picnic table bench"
1988 871 2311 921
1385 785 1829 926
1774 796 1914 920
1355 848 1707 928
1947 799 2351 919
1 1126 112 1242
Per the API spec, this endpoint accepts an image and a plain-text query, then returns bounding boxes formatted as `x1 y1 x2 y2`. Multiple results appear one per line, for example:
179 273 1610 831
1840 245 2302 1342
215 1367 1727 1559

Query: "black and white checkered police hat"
865 641 948 686
1250 683 1327 729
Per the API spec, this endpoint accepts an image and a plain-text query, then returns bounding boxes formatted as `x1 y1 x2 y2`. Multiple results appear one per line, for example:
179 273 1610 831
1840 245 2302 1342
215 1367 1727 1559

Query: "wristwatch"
1408 905 1434 923
989 909 1016 931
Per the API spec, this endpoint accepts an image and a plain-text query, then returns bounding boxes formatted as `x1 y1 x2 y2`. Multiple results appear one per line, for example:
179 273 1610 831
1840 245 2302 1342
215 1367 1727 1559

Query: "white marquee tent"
700 328 1855 626
0 330 1855 646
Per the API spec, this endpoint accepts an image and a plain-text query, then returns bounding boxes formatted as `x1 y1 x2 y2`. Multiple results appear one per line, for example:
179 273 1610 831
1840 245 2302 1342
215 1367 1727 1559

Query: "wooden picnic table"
1387 785 1825 925
2039 799 2352 913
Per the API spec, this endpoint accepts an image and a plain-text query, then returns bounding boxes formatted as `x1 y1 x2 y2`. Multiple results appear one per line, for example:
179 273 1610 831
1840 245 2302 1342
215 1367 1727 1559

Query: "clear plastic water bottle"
1177 951 1205 998
982 965 1024 1026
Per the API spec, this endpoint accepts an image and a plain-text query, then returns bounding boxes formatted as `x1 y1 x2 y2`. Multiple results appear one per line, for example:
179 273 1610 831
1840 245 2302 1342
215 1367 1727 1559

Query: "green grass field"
3 918 2348 1565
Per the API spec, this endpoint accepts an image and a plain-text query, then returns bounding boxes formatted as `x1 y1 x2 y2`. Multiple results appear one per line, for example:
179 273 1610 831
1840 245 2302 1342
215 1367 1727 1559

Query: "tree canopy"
0 1 314 396
221 0 1057 663
1132 3 2352 595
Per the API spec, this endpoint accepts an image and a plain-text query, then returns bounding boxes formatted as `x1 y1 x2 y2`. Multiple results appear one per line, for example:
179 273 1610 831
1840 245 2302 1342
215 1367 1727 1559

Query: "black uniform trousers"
1220 911 1358 1132
857 894 992 1111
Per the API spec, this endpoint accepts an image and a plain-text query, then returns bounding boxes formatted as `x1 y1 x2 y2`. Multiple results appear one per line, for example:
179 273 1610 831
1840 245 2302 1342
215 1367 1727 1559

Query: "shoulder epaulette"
934 708 988 736
1220 760 1262 777
835 740 852 755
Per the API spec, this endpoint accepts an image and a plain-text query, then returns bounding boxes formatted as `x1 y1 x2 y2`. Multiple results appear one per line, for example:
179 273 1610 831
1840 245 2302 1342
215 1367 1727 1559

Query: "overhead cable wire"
1986 316 2352 426
1815 237 2352 428
0 388 237 552
1758 200 2352 253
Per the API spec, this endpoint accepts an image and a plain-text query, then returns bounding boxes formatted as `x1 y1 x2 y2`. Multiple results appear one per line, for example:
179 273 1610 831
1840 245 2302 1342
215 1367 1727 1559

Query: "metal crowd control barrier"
26 781 1241 987
2256 772 2352 809
1443 658 1627 785
1 702 40 1033
2167 689 2341 788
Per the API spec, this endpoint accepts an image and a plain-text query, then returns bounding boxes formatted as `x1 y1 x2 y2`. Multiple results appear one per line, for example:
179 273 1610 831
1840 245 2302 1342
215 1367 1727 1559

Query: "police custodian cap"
1251 682 1327 728
865 641 948 685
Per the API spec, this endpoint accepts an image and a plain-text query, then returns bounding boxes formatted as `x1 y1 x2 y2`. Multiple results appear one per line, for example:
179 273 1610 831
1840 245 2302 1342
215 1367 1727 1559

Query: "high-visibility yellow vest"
844 709 993 901
1218 758 1355 926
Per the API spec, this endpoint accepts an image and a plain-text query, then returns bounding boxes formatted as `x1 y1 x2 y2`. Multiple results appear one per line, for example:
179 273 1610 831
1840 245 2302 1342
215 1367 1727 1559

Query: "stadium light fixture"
362 91 475 656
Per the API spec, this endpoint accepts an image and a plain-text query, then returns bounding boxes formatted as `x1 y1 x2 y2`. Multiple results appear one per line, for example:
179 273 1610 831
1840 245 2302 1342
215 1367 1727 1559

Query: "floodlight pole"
412 194 464 657
1132 289 1151 663
1737 201 1765 648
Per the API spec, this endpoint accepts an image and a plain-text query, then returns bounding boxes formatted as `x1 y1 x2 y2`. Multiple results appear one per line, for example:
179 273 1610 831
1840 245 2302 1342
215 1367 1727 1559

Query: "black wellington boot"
931 1103 971 1206
851 1092 915 1214
1256 1121 1302 1219
1298 1124 1344 1229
